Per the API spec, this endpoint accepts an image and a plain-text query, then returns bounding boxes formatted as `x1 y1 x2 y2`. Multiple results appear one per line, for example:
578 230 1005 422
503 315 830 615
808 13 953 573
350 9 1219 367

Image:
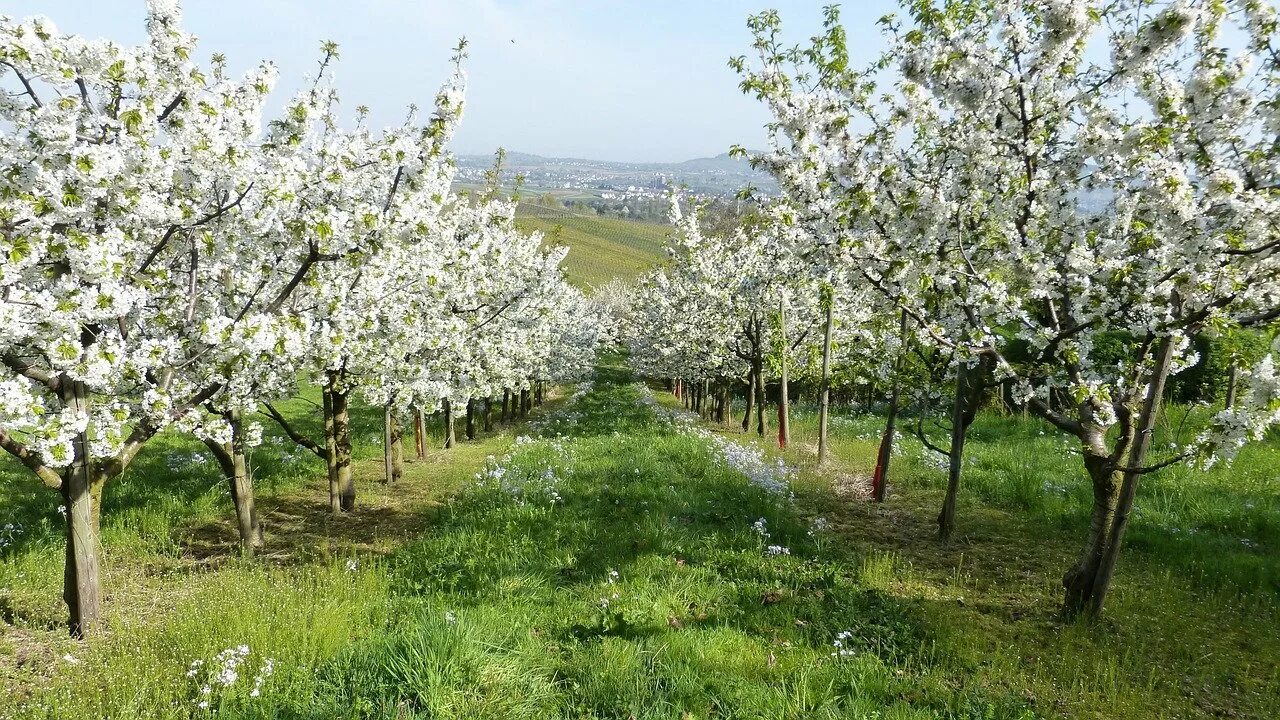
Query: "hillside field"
515 204 668 288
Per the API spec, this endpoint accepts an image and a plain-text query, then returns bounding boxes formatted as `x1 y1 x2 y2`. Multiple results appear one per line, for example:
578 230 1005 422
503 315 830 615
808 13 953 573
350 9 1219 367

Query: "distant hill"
456 149 775 197
675 152 759 172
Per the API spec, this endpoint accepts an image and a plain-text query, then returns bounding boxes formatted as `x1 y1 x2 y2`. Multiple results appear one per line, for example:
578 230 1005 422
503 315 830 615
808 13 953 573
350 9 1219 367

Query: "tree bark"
520 389 529 417
60 377 102 639
502 389 511 423
443 399 456 448
818 296 834 466
742 371 755 432
483 397 494 432
1087 335 1177 616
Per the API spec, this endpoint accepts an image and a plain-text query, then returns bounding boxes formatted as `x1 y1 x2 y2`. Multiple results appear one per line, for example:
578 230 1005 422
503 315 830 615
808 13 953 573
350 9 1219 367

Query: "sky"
4 1 901 162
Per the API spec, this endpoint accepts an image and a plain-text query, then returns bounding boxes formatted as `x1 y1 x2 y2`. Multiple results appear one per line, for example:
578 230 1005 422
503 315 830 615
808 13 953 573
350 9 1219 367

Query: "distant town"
455 150 776 221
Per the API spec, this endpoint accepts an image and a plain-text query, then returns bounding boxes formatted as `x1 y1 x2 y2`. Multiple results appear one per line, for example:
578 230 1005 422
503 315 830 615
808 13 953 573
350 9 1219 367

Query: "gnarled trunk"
742 372 755 432
1062 446 1119 615
1087 335 1176 616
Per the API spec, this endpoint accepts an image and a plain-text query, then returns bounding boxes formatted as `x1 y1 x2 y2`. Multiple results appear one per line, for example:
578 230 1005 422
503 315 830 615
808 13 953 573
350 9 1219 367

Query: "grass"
0 362 1276 718
516 204 667 288
697 396 1280 719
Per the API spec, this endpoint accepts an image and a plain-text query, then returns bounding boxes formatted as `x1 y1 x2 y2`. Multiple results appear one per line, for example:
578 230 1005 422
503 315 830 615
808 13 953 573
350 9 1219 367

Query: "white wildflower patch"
185 645 276 709
830 630 858 658
634 384 795 499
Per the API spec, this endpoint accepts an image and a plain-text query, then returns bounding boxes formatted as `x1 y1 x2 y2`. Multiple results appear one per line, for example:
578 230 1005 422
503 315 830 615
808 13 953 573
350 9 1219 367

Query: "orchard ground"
0 358 1275 719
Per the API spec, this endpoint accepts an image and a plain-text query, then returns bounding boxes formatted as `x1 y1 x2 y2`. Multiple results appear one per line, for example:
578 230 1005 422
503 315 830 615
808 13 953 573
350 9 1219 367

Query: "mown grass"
515 206 667 288
692 395 1280 719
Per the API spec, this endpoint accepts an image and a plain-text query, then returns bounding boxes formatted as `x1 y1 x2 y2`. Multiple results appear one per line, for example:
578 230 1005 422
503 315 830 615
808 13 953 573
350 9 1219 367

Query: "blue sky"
6 1 900 162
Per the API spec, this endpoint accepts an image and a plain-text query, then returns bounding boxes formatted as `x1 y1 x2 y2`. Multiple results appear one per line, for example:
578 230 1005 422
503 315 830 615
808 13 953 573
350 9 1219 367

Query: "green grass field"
516 204 668 288
1 362 1277 718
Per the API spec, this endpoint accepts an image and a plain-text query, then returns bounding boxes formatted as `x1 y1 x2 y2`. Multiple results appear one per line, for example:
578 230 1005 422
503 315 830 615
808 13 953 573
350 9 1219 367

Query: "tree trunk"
742 372 755 432
413 407 426 460
872 383 900 503
777 297 790 449
483 397 494 432
466 398 477 441
520 389 529 417
60 378 102 639
1225 362 1240 409
443 399 456 448
1062 446 1119 615
322 380 341 514
230 409 261 553
938 363 968 541
872 310 908 503
203 412 264 557
535 383 544 406
502 389 511 423
754 360 768 437
1087 335 1177 616
332 385 355 511
674 378 682 400
818 296 834 466
384 404 394 484
384 403 404 484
